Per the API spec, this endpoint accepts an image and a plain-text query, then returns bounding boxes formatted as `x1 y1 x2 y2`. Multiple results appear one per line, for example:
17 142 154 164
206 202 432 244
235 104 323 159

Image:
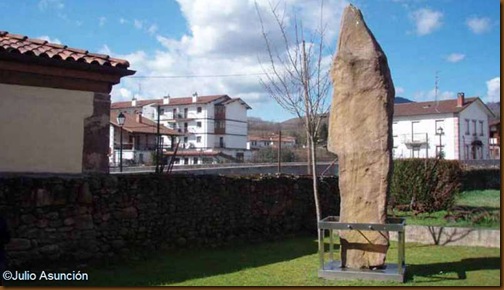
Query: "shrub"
389 159 463 213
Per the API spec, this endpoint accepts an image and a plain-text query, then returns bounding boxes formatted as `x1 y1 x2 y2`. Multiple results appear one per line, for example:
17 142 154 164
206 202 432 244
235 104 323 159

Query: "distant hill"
487 102 500 119
395 96 413 104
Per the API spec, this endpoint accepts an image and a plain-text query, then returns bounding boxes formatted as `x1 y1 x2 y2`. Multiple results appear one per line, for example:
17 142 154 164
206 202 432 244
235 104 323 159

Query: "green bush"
462 168 501 191
389 159 463 213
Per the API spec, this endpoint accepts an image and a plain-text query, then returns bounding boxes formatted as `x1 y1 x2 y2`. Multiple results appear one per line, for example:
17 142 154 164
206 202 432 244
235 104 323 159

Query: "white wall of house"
458 101 490 160
393 114 457 159
392 100 492 160
0 84 94 173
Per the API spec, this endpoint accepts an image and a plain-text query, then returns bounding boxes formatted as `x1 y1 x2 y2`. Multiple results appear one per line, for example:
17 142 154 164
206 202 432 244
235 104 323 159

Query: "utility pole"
277 128 282 174
156 104 161 173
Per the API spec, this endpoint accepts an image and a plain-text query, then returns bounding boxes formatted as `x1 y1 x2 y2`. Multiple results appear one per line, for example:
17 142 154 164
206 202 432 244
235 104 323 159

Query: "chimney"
163 94 170 105
132 97 137 107
457 92 465 107
136 112 142 123
192 92 198 103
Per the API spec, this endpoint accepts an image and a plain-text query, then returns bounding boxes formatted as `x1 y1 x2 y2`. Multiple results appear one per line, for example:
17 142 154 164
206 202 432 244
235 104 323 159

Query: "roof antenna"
434 71 440 113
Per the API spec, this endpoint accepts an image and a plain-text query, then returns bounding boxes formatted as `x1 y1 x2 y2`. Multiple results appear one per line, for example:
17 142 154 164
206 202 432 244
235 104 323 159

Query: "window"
479 121 484 136
193 157 198 164
160 108 165 115
184 137 188 143
197 121 202 128
472 120 477 136
465 119 470 135
197 107 202 113
196 136 202 143
252 141 257 146
184 158 189 165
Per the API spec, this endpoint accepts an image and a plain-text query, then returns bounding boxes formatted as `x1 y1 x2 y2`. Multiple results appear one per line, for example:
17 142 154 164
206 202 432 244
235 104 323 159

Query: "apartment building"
111 93 251 164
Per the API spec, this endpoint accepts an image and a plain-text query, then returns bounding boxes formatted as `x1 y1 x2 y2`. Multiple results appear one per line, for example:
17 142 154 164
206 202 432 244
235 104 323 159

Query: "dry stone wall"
0 174 340 267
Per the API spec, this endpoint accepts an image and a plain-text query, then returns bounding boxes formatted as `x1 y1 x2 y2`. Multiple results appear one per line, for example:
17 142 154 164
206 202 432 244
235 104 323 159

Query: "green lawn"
9 236 500 287
456 189 501 208
390 190 500 229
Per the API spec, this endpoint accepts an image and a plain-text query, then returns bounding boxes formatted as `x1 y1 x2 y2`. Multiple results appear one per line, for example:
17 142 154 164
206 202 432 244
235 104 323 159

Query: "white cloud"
119 18 128 24
486 77 500 103
38 0 64 11
110 0 347 120
99 16 106 27
395 87 405 95
466 16 491 34
37 35 62 44
413 88 455 102
410 8 443 36
446 53 465 63
134 19 143 29
147 24 158 35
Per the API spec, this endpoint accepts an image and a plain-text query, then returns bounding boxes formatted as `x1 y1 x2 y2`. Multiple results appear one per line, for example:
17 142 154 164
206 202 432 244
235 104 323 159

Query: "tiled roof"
111 95 229 109
394 97 479 117
0 31 130 69
110 111 180 136
164 150 221 157
489 119 500 126
223 98 252 109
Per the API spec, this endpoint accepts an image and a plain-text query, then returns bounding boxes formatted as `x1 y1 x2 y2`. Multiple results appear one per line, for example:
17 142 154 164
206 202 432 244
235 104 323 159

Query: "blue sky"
0 0 500 122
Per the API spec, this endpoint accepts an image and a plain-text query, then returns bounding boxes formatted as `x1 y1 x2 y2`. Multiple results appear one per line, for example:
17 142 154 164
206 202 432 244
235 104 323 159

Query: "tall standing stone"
327 4 395 269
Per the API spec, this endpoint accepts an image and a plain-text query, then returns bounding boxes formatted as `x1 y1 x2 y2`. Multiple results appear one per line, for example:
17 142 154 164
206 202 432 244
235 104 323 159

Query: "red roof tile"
164 150 221 157
0 31 130 69
394 97 480 117
110 111 181 136
111 95 230 109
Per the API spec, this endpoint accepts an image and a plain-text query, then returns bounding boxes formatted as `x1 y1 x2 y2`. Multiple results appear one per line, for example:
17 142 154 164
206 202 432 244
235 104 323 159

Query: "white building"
247 134 297 150
111 94 251 164
393 93 494 160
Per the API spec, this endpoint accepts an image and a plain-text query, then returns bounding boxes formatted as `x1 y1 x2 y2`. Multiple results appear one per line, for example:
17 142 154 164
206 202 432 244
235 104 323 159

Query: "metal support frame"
318 216 406 283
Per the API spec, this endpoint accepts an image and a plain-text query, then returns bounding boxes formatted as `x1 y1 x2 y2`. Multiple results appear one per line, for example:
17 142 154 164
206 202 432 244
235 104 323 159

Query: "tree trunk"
309 135 321 250
306 130 312 175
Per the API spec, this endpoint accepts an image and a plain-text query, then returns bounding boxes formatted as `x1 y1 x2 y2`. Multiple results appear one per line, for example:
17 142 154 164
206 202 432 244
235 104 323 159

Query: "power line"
126 73 268 79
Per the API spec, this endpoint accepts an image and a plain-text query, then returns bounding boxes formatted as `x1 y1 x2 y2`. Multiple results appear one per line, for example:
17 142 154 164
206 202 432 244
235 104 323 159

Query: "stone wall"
0 174 340 268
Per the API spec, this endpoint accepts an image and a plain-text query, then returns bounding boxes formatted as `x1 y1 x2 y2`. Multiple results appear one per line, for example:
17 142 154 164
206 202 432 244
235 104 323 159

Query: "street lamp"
437 127 444 158
117 112 126 172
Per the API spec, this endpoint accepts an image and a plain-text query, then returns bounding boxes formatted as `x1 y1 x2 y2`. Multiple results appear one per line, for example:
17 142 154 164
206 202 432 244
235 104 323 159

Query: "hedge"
461 168 501 191
389 159 463 213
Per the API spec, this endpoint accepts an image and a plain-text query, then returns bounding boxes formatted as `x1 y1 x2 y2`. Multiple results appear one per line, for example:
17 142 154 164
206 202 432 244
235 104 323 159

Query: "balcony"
215 127 226 134
490 138 500 146
402 133 428 146
215 112 226 119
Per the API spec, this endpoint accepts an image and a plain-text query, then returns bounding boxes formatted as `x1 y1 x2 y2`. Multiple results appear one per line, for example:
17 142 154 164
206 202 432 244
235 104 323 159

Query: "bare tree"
256 0 333 232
